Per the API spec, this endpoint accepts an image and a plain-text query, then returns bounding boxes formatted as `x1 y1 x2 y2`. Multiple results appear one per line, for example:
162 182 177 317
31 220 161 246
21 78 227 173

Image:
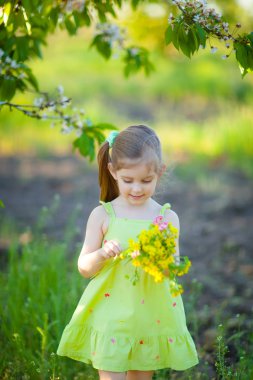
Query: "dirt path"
1 154 253 362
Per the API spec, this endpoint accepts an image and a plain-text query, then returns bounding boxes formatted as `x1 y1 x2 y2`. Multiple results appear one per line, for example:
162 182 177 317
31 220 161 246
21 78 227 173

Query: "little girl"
57 125 199 380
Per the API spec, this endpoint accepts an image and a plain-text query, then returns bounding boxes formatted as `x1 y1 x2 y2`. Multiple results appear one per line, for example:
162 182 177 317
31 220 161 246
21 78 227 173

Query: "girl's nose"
132 183 142 193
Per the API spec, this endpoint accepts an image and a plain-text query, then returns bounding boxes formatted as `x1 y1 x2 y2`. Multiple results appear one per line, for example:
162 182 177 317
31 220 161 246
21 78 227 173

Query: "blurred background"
0 1 253 379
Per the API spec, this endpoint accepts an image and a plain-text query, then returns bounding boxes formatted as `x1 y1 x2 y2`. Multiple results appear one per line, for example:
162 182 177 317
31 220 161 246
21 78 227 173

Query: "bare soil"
1 154 252 374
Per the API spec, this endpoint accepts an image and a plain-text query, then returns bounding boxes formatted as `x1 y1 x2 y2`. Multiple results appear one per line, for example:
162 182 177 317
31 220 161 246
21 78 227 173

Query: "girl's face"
108 160 163 205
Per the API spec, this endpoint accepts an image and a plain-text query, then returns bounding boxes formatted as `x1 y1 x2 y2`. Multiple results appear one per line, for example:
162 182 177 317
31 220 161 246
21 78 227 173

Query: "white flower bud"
76 120 83 128
34 97 44 107
57 85 64 95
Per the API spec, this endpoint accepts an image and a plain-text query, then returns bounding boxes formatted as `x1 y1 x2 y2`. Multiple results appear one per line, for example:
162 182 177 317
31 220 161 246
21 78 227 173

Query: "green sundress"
57 201 199 372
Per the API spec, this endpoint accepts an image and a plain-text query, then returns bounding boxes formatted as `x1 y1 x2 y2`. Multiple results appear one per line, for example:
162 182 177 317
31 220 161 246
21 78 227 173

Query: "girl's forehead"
117 160 157 176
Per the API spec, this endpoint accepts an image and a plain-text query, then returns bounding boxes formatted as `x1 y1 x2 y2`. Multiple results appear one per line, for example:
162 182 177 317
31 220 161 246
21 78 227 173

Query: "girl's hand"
101 240 122 259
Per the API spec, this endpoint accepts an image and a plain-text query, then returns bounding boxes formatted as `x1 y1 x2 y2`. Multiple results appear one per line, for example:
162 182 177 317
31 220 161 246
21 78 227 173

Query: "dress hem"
57 350 199 372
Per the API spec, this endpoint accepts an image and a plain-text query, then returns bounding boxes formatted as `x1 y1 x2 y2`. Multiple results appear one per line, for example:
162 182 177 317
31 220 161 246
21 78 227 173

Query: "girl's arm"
77 206 121 279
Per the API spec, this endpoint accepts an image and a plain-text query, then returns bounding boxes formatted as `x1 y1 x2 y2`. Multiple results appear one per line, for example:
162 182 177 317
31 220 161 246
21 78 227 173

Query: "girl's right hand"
101 240 122 259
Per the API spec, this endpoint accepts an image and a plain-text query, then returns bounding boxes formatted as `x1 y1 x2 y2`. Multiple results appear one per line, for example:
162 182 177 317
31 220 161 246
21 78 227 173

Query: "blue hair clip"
106 131 119 148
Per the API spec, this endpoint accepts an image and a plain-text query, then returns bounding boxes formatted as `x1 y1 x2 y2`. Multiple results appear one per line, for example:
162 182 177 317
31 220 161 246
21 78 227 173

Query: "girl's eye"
123 180 152 184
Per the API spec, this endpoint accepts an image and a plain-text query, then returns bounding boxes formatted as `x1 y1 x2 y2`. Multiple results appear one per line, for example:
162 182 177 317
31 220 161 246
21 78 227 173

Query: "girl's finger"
111 241 121 253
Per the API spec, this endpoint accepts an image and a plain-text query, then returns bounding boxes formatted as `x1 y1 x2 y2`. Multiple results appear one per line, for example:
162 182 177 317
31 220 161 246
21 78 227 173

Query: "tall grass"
1 198 253 379
0 196 98 380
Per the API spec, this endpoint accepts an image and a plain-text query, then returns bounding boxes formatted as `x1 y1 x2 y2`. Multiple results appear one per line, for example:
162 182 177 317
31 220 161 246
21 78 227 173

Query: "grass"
1 198 253 380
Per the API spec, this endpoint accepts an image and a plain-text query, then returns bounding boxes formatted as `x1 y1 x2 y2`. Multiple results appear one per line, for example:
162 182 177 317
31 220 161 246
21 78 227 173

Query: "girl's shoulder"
87 204 108 225
87 204 109 235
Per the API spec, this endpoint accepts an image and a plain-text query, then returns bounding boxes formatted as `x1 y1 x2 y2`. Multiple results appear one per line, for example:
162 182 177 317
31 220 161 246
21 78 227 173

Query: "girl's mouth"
130 195 144 199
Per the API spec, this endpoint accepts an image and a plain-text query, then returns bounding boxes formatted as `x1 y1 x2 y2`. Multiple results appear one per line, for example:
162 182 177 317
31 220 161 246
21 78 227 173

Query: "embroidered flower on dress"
172 302 177 307
105 293 110 297
141 299 145 304
111 338 116 344
156 319 161 324
139 340 144 344
168 338 174 343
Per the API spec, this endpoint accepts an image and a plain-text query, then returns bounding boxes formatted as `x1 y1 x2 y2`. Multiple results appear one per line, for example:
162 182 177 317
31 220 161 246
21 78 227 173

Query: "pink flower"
153 216 163 225
158 222 168 231
131 250 140 258
153 216 168 230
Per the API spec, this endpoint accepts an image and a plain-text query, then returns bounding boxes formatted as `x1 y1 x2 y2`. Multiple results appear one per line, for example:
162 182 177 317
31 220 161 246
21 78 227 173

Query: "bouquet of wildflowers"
118 216 191 297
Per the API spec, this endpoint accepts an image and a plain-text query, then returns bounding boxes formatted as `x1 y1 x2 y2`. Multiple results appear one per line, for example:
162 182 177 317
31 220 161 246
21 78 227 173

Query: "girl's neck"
113 196 151 208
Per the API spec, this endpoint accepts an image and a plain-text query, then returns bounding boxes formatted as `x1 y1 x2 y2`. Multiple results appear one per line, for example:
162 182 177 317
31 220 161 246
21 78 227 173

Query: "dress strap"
159 203 171 217
99 201 116 218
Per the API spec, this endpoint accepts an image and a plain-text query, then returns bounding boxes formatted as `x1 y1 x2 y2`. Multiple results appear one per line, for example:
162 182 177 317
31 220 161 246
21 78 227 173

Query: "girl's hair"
97 125 162 202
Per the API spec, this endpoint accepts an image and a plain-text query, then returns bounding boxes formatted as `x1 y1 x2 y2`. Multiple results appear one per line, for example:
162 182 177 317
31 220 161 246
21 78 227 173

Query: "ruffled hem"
57 324 199 371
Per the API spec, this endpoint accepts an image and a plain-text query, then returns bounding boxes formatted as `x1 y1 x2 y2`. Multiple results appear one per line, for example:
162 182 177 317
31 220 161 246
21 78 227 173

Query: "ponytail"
97 142 119 202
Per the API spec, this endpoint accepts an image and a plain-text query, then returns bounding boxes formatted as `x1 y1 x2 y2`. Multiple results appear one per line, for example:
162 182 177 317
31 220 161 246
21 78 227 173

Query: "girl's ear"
158 163 166 178
107 163 117 180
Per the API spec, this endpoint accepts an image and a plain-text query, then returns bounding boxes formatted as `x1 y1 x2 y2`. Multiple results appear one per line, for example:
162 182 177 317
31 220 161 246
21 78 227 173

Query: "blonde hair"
97 125 162 202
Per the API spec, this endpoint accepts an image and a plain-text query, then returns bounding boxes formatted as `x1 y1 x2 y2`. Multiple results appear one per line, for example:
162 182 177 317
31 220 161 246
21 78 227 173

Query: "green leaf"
144 61 155 76
72 133 95 161
25 69 39 91
195 23 206 48
131 0 141 9
165 25 173 45
49 7 60 27
0 199 5 208
178 25 191 58
90 35 111 59
240 45 253 78
188 28 199 55
235 42 249 70
0 76 16 101
65 16 77 35
247 32 253 47
15 36 30 61
82 8 91 26
32 39 43 59
3 2 12 26
171 23 180 50
247 46 253 69
90 130 105 144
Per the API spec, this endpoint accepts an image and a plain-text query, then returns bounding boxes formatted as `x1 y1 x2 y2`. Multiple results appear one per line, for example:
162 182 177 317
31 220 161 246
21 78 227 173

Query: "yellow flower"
132 258 141 267
120 220 190 295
